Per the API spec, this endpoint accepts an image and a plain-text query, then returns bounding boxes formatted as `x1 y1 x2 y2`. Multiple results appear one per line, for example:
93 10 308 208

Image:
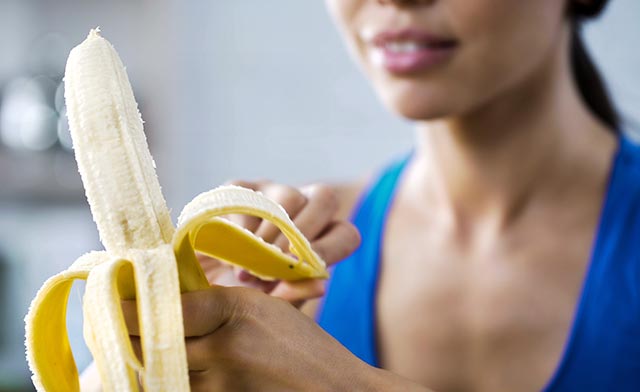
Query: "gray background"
0 1 638 390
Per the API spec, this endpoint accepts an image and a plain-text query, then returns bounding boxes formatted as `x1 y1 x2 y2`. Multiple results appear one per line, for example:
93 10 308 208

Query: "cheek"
338 0 568 121
452 0 566 97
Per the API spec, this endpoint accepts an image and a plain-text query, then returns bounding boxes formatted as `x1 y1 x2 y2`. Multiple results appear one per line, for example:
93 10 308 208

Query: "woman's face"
325 0 569 120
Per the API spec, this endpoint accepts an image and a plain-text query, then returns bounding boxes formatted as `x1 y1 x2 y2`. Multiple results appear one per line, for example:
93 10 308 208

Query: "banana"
64 29 175 252
24 29 328 392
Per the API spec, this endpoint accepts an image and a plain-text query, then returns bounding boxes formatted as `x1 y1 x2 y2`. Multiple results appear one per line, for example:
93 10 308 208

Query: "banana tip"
88 27 102 39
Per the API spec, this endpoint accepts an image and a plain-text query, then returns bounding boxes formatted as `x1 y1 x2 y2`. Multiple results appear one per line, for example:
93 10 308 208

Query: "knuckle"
286 280 325 303
309 183 339 212
228 213 259 231
311 241 329 261
343 221 362 249
270 185 307 211
273 235 290 251
227 286 262 314
180 291 201 316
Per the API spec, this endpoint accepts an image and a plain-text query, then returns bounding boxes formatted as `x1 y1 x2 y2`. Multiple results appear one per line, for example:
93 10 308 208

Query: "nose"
376 0 434 6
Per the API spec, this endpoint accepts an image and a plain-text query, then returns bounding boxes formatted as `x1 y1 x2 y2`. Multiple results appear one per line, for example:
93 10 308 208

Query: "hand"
84 184 359 391
124 287 428 392
199 181 361 307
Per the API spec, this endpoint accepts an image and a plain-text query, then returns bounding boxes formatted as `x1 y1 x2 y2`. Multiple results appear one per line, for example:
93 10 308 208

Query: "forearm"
363 366 432 392
79 356 431 392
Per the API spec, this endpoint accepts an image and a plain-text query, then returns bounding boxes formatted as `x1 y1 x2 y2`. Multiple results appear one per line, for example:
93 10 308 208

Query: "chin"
378 86 456 121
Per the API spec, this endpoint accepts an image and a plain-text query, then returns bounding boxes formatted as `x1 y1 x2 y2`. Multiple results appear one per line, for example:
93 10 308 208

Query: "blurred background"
0 1 638 390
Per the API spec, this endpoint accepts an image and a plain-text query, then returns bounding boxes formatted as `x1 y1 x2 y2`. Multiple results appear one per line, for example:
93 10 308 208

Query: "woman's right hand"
198 181 361 307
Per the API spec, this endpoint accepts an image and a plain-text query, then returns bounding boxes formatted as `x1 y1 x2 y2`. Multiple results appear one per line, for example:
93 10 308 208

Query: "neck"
409 27 613 233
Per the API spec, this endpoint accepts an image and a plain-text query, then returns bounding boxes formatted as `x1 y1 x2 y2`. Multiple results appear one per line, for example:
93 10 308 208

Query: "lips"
366 29 458 74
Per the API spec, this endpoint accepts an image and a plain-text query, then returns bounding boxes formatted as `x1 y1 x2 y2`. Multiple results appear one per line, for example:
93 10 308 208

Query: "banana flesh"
24 29 328 392
64 28 174 252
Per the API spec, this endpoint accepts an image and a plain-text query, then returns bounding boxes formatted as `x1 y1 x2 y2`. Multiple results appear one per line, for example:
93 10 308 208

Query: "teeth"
24 29 328 392
385 41 422 53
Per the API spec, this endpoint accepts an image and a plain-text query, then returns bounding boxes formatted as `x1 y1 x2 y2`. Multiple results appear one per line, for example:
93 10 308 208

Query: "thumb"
123 286 249 338
180 286 247 337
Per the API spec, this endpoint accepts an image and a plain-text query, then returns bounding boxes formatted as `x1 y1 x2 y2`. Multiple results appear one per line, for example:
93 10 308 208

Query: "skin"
326 0 615 390
83 0 619 390
123 288 425 392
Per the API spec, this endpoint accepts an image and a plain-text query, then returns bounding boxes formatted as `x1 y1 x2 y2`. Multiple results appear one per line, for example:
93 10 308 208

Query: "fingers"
124 287 244 374
180 288 242 337
266 220 359 307
215 180 361 308
272 184 338 251
269 279 326 307
312 220 361 265
123 287 240 338
232 267 279 293
224 180 263 232
226 181 340 251
184 335 214 372
226 180 310 243
197 253 235 286
253 184 308 243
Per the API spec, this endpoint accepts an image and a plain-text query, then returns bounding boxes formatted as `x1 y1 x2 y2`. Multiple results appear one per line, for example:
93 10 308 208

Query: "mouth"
365 28 458 74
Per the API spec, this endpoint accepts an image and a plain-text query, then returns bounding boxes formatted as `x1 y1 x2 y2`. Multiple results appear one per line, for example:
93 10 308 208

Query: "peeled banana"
24 29 327 392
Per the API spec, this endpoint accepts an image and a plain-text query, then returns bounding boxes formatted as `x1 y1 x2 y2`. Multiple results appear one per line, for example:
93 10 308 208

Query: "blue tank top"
318 135 640 391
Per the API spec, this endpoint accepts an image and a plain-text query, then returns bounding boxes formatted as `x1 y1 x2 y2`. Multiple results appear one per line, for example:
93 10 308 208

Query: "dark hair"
569 0 620 131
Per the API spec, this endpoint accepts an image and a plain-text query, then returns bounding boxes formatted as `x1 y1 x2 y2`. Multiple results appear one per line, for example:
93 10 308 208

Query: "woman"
116 0 640 391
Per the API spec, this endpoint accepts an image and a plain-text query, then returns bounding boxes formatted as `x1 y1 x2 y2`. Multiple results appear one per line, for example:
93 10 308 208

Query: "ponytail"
568 0 619 131
570 27 619 131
